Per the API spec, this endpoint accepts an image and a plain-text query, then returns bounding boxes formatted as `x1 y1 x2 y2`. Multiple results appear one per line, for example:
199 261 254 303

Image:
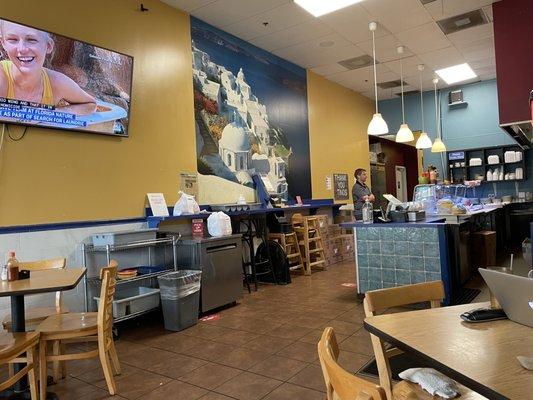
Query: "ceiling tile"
361 88 395 101
311 63 349 77
395 22 451 54
361 0 433 34
419 46 466 70
161 0 217 12
328 64 397 92
458 37 495 62
483 5 494 22
424 0 496 21
250 19 333 52
447 22 493 47
192 0 288 28
383 55 424 78
468 56 495 69
357 35 413 63
319 4 390 44
222 3 312 41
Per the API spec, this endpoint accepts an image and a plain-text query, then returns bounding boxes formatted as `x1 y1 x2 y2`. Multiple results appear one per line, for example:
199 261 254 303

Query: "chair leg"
8 363 14 378
27 345 38 400
99 343 116 395
108 341 121 375
60 342 67 379
39 339 48 400
52 340 61 383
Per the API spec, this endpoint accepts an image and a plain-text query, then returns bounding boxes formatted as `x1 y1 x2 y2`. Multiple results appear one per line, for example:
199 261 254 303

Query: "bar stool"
291 213 327 275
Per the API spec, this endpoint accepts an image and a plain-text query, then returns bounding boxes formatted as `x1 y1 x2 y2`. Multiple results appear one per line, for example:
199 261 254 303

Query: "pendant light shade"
415 64 432 149
395 46 413 143
367 22 388 136
431 77 446 153
431 137 447 153
368 113 389 136
416 132 433 149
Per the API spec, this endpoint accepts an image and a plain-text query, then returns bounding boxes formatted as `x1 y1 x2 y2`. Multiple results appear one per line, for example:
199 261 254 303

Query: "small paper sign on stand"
296 195 303 206
147 193 169 217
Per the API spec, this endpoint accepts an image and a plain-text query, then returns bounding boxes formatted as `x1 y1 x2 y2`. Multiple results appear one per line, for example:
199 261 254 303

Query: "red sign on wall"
192 219 204 238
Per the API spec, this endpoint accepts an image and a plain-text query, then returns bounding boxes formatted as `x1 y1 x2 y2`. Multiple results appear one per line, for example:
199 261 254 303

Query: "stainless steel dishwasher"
175 235 243 312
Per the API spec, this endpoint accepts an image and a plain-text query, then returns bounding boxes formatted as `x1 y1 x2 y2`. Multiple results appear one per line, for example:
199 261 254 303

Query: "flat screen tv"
0 18 133 137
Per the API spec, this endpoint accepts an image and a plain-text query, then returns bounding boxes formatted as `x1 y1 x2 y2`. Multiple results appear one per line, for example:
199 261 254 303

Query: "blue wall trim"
0 217 146 235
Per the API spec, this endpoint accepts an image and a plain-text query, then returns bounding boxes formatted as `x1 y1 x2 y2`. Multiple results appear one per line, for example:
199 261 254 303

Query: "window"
239 156 244 170
227 153 232 166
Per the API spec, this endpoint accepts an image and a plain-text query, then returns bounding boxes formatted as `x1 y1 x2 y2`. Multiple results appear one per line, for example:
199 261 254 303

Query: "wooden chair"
0 332 39 399
2 258 69 332
364 281 485 400
291 213 327 275
36 261 120 398
318 327 387 400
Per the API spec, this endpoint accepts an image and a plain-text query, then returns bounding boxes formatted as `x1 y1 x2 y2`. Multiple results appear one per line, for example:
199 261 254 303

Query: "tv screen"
0 18 133 137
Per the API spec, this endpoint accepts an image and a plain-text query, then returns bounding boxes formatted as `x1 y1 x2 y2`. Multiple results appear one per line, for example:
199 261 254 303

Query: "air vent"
437 9 487 35
377 80 404 89
338 55 374 70
420 0 437 4
395 90 420 97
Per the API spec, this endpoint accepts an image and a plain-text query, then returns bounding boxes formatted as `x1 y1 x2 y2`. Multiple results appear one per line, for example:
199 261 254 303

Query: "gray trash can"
157 270 202 331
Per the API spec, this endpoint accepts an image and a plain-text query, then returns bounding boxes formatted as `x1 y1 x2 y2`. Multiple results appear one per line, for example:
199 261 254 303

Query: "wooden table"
0 268 86 399
364 302 533 400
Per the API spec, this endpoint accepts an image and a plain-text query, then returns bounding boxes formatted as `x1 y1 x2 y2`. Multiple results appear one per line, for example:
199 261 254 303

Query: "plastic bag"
207 212 232 237
158 270 202 300
173 191 200 216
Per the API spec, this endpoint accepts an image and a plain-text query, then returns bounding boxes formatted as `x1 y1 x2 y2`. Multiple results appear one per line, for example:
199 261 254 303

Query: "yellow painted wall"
307 71 374 202
0 0 196 226
0 2 376 227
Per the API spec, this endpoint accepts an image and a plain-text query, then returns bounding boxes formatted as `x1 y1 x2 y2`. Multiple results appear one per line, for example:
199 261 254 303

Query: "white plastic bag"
173 191 200 216
207 212 232 237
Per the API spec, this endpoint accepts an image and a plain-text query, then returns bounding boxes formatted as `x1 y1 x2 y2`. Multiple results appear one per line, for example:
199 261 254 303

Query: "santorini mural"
191 17 311 200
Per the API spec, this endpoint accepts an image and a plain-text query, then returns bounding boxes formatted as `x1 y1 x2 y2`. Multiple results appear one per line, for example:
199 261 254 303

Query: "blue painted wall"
379 79 532 197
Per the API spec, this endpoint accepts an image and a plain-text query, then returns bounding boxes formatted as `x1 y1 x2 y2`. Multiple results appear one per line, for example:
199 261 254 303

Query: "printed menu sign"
333 174 349 201
147 193 169 217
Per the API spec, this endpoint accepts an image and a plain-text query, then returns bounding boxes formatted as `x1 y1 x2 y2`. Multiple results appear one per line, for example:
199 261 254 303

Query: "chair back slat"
97 261 118 343
318 327 386 400
364 280 444 315
19 258 66 271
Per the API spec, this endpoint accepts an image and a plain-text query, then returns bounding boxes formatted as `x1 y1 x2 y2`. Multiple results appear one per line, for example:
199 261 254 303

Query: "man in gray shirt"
352 168 375 220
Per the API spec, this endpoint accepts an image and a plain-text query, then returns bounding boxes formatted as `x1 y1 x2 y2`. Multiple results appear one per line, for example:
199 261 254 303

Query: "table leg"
11 295 27 393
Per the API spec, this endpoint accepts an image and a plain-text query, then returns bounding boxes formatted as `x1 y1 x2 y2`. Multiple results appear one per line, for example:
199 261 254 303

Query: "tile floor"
24 261 372 400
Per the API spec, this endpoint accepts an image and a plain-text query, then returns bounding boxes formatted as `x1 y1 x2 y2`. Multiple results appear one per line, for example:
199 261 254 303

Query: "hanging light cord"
372 28 378 112
434 80 439 139
420 71 424 133
400 55 405 124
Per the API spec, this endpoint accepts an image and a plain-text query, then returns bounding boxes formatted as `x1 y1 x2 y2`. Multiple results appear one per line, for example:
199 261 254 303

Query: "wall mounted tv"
0 18 133 137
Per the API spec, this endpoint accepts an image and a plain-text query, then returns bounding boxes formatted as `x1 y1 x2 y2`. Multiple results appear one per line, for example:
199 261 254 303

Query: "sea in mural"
191 17 311 200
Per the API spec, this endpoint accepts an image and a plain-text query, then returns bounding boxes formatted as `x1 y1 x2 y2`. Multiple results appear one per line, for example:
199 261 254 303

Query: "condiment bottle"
6 252 19 282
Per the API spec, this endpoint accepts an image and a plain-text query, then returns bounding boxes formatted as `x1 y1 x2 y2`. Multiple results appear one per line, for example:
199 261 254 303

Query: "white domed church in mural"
193 40 290 199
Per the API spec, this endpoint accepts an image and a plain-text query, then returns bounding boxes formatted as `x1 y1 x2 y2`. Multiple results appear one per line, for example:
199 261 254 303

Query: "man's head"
354 168 367 183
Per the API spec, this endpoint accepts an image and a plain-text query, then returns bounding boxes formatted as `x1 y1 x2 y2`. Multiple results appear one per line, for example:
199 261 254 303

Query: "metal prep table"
173 234 243 312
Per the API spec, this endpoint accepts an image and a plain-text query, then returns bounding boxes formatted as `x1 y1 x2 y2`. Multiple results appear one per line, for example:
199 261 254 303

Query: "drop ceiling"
161 0 500 100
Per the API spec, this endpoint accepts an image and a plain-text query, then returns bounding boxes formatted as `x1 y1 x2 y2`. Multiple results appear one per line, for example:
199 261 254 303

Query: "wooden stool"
291 214 327 275
0 332 39 400
269 232 304 273
36 262 121 398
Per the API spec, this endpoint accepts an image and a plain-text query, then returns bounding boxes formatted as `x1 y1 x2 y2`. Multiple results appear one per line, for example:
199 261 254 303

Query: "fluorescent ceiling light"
435 63 477 84
294 0 363 17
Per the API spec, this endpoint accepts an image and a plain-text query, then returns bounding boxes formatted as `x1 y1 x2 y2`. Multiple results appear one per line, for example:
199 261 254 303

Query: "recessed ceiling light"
435 63 477 84
294 0 363 17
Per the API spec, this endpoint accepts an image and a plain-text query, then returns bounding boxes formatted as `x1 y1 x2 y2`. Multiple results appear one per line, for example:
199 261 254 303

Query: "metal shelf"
87 269 172 284
85 237 176 253
114 306 160 323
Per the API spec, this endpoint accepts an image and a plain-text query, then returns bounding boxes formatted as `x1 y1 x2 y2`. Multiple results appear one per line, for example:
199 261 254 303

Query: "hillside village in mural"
192 40 291 199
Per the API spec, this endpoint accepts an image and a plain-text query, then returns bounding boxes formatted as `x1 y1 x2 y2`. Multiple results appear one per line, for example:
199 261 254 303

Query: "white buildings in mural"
192 40 288 198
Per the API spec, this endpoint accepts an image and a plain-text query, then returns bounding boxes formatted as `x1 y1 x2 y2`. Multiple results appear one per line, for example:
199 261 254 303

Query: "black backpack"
255 240 291 285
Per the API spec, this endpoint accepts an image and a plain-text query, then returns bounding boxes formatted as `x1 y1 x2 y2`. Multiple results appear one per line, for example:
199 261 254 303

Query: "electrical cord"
7 124 28 141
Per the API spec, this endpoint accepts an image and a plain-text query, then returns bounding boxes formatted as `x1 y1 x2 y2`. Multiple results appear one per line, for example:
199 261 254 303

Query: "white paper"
147 193 169 217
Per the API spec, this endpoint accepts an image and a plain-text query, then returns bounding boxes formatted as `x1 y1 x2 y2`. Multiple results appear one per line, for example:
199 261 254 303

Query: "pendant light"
367 22 388 136
431 77 447 153
415 64 432 149
395 46 414 143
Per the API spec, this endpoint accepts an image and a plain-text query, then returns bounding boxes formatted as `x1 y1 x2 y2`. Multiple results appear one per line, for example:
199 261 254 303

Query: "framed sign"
448 151 465 161
333 173 349 201
180 173 198 198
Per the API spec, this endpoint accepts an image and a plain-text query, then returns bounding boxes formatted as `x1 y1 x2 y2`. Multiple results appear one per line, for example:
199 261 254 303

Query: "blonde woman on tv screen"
0 19 96 115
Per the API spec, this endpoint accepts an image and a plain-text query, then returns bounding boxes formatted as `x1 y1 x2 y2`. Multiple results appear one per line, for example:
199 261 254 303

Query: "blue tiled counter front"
343 223 451 304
